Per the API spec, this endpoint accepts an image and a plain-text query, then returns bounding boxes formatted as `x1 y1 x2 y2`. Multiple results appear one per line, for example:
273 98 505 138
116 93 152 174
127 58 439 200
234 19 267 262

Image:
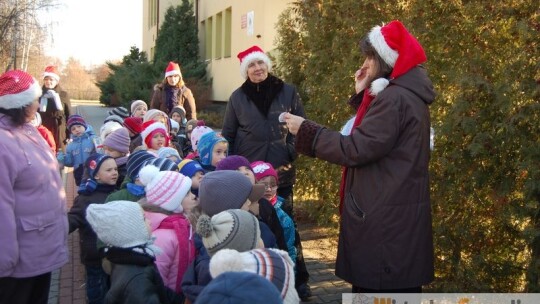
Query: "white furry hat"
210 248 299 304
139 164 192 213
86 200 151 248
0 70 42 110
100 121 123 143
237 45 272 79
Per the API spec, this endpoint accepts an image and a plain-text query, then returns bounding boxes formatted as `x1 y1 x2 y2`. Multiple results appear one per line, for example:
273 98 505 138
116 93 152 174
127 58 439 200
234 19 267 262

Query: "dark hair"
360 36 393 80
0 107 27 126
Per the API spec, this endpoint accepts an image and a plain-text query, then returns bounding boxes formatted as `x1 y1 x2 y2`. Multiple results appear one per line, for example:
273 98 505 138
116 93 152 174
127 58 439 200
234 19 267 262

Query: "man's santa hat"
42 65 60 82
367 20 426 95
237 45 272 79
164 61 182 78
0 70 42 110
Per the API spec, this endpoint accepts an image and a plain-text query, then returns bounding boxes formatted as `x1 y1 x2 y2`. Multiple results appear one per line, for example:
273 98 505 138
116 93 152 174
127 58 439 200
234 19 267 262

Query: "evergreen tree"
96 46 156 106
153 0 206 80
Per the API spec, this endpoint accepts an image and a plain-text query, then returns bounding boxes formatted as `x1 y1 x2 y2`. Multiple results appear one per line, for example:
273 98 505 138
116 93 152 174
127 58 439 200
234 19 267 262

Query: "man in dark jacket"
285 21 435 292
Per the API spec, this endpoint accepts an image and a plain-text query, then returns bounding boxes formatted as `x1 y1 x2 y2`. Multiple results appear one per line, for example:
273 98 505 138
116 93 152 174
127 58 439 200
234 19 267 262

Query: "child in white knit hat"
138 164 198 297
85 200 182 304
210 247 300 304
181 209 264 303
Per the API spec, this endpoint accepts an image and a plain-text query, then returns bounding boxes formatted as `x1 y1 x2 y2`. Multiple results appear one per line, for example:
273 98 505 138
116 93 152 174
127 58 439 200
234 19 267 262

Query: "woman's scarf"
165 86 179 114
39 90 63 112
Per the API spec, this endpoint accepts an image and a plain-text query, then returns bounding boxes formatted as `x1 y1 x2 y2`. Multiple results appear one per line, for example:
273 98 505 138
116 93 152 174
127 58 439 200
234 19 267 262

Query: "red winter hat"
164 61 182 78
237 45 272 79
42 65 60 82
0 70 42 110
250 161 278 184
141 120 169 148
124 116 143 135
368 20 426 80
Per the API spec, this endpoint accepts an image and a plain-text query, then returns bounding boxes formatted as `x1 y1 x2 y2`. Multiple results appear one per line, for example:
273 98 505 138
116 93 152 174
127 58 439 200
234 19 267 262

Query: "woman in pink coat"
0 70 68 304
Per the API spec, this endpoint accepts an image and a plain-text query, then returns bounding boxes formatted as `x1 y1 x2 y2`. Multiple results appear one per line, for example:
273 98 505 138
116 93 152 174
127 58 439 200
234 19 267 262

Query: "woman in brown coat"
150 61 197 120
284 20 435 293
39 66 72 152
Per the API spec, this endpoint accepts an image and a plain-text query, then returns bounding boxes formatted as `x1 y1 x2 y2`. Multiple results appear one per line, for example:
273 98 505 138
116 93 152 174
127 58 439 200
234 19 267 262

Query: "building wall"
143 0 291 102
142 0 182 61
197 0 290 102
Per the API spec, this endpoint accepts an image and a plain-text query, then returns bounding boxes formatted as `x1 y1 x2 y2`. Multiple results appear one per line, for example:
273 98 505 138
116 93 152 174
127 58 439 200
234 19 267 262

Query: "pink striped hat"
139 164 192 212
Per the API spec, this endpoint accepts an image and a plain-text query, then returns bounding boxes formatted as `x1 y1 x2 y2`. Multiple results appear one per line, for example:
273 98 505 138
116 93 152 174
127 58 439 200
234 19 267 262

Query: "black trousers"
0 272 52 304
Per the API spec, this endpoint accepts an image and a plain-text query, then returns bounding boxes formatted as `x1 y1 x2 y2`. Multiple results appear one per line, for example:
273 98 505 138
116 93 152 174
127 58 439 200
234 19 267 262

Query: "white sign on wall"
247 11 254 36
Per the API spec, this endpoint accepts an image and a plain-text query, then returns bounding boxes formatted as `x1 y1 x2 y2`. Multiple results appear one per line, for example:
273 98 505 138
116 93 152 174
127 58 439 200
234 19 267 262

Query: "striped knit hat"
67 114 87 130
123 116 143 135
139 165 192 212
209 248 299 304
108 106 130 119
142 157 178 172
126 150 156 181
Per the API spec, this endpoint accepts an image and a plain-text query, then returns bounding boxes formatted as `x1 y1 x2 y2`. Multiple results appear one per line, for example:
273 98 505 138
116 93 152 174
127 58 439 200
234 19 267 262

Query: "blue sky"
41 0 142 67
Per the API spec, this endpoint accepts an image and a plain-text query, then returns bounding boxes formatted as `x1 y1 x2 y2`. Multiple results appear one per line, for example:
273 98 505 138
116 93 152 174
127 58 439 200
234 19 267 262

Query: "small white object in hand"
279 112 287 123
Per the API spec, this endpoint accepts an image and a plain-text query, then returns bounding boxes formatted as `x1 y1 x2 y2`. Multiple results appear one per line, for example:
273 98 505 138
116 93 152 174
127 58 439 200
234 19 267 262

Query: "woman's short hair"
360 37 393 80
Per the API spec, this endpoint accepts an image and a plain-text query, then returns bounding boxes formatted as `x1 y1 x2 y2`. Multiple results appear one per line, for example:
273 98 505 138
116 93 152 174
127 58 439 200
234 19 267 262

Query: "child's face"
238 166 255 185
211 142 228 166
257 176 278 201
171 112 183 123
171 128 179 136
181 191 199 214
150 133 167 150
133 105 147 118
70 125 85 137
191 171 204 189
103 146 125 158
241 198 259 216
94 158 118 185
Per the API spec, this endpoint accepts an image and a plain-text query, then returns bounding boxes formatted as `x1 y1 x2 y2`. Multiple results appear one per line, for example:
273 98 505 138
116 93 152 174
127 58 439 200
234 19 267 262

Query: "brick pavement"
49 168 350 304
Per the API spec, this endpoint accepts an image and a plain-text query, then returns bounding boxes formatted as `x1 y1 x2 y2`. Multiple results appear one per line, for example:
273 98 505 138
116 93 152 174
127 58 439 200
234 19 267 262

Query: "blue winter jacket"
61 125 96 168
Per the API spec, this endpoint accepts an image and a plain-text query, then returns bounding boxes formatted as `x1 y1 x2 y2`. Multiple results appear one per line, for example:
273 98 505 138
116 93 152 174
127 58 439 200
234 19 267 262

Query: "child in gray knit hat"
181 209 264 303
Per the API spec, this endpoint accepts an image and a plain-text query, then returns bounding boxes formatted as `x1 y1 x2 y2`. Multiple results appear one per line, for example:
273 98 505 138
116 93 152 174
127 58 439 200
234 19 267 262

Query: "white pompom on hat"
0 70 42 110
139 164 192 213
237 45 272 79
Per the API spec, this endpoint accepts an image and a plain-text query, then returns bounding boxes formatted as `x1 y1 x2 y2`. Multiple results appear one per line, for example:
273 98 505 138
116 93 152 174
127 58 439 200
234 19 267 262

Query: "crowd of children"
53 97 310 304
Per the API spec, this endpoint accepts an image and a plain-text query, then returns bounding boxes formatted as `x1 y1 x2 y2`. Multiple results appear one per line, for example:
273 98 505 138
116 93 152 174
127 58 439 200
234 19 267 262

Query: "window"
224 8 232 58
215 12 223 59
205 17 213 60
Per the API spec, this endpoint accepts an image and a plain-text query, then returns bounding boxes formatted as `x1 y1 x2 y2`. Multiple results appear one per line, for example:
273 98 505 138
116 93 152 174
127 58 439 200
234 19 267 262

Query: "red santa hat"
0 70 42 110
141 120 170 148
237 45 272 79
42 65 60 82
368 20 427 94
164 61 182 78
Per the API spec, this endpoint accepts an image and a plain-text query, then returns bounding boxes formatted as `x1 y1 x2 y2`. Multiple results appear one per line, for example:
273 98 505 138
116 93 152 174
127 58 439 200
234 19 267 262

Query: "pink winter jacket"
0 114 68 278
145 211 195 294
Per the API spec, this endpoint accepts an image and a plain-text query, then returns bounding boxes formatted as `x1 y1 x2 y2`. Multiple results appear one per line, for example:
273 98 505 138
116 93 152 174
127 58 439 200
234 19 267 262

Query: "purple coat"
0 114 69 278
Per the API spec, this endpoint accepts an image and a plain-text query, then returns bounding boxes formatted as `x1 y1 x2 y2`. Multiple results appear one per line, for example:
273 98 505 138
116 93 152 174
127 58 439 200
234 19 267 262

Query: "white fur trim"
42 71 60 82
209 249 245 278
141 122 167 143
0 81 41 109
370 78 390 96
239 51 272 79
165 70 182 78
368 25 398 67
